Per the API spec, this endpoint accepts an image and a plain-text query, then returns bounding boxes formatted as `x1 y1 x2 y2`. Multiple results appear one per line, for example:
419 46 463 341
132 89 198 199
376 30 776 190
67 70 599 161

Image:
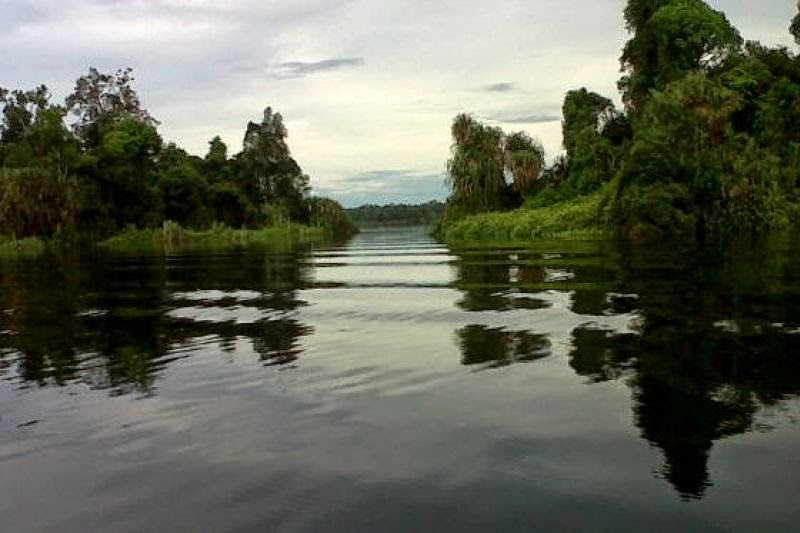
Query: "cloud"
484 82 515 92
491 114 562 125
315 170 448 208
268 58 365 79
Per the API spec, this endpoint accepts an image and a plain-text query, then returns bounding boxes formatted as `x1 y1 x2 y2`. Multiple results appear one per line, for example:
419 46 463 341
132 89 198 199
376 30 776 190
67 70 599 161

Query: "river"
1 226 799 531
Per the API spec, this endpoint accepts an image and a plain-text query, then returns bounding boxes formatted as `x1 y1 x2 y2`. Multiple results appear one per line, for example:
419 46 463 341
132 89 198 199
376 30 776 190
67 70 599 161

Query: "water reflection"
453 237 800 499
1 233 800 505
0 250 313 394
457 325 551 369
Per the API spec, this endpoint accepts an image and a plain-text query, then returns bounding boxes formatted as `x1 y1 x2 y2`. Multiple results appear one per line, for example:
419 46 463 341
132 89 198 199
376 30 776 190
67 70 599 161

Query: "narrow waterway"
1 227 799 531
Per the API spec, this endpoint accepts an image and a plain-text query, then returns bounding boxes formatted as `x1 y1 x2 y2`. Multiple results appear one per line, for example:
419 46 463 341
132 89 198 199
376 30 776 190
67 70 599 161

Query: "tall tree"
90 119 163 228
619 0 742 109
446 114 507 213
0 85 50 145
562 89 615 160
238 107 309 221
0 85 79 170
505 131 545 196
561 89 620 193
205 136 228 168
792 2 800 45
66 67 159 147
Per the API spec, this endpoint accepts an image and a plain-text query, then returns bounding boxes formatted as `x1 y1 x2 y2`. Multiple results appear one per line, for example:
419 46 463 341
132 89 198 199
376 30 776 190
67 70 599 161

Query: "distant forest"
346 201 445 227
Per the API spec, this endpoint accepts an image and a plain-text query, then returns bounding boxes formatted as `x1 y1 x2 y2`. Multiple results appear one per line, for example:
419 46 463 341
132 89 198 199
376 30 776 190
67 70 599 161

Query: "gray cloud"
491 114 562 125
484 82 516 92
315 170 448 208
269 58 365 79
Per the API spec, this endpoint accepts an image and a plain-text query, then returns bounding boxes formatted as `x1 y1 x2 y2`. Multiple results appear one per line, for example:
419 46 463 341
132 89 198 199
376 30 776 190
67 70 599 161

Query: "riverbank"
0 221 353 259
438 189 609 242
0 236 47 259
100 221 345 254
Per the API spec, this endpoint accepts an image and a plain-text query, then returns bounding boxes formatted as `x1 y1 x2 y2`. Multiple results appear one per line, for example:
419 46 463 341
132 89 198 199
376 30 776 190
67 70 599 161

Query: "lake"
1 226 799 531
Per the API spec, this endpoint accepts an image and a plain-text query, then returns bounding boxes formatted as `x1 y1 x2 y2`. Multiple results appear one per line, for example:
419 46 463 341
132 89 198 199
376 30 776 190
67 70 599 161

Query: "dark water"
1 227 800 531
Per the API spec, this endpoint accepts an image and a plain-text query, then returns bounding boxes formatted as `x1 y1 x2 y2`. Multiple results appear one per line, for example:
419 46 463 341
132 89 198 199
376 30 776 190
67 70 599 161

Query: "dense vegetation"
0 68 355 252
346 201 445 227
441 1 800 242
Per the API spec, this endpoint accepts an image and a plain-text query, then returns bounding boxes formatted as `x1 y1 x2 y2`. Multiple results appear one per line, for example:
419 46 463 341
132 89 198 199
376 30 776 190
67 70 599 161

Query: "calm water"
1 227 800 531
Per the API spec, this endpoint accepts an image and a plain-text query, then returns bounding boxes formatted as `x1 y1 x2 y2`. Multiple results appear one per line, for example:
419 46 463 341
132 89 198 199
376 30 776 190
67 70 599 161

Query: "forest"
346 201 445 227
440 0 800 242
0 68 355 253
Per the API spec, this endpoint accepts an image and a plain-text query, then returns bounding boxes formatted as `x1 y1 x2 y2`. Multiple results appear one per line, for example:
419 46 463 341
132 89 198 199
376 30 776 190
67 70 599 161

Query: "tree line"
0 68 353 243
445 1 800 240
346 201 445 227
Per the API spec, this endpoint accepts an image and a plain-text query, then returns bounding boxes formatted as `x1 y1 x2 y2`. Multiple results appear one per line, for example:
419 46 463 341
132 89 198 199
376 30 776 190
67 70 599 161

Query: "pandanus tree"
446 113 507 213
447 114 546 214
505 131 545 196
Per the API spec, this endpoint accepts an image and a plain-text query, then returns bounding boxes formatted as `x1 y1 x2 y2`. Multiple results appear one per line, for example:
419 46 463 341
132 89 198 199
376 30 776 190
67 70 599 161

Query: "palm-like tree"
446 114 545 213
447 114 508 213
505 131 545 196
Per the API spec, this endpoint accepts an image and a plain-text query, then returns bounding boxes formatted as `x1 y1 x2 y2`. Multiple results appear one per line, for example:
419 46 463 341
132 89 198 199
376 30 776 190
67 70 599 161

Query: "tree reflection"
0 249 313 395
457 325 551 369
0 254 169 394
454 237 800 500
567 238 800 499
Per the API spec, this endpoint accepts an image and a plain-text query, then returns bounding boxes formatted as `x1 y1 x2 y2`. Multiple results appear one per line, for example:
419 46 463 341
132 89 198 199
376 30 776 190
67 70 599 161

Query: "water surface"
1 227 799 531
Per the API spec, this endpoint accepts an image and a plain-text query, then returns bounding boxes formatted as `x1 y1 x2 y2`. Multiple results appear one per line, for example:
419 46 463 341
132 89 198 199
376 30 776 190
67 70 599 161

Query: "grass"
98 221 331 254
0 235 47 259
439 189 611 243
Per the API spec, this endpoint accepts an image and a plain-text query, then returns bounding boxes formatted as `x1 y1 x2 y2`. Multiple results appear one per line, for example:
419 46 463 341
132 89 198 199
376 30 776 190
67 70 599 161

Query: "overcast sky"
1 1 796 206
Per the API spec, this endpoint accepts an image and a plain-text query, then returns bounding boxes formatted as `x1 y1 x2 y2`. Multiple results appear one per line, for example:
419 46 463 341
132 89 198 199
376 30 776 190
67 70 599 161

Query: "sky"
0 0 797 207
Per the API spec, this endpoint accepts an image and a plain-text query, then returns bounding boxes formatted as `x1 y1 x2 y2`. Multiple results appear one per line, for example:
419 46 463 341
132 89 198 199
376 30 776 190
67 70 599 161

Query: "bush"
612 181 696 240
441 188 610 242
0 167 78 239
308 197 358 239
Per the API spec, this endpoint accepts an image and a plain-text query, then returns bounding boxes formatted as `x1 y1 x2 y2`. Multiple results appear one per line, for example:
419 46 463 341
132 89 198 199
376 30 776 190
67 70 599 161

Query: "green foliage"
208 182 252 228
612 71 798 238
89 118 163 230
0 68 347 248
0 168 79 239
442 1 800 244
792 2 800 45
559 88 626 195
612 181 696 240
158 162 211 227
648 1 742 80
0 86 80 170
347 201 445 227
441 188 609 242
205 135 228 174
66 67 159 147
505 131 545 196
562 89 615 158
308 197 358 238
620 0 742 109
239 107 310 222
99 221 327 254
445 114 548 218
446 114 508 214
0 235 47 258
